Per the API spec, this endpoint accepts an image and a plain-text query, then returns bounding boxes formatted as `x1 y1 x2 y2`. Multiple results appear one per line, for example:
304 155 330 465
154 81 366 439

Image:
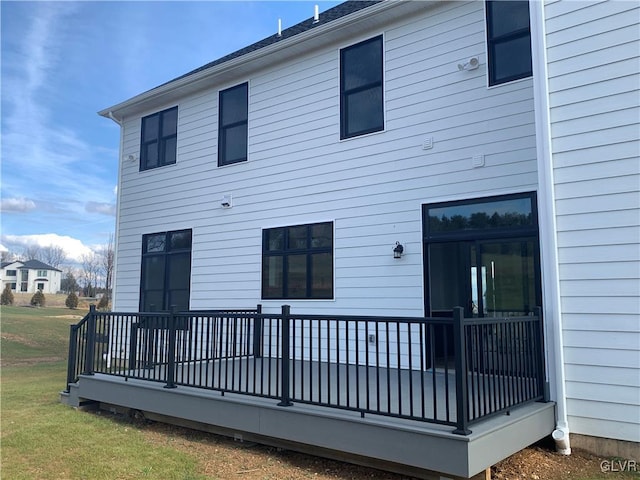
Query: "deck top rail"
65 305 547 434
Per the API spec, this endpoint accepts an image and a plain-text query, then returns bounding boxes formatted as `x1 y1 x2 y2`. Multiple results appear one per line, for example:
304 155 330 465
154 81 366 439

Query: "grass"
1 305 205 480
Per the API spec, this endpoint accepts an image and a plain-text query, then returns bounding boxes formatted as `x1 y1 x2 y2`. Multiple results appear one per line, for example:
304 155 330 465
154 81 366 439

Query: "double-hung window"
262 222 333 299
218 82 248 166
340 35 384 139
37 270 47 277
140 106 178 171
486 0 532 86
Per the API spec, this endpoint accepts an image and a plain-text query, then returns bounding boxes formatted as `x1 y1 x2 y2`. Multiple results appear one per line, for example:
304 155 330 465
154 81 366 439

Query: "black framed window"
6 270 16 276
486 1 532 86
218 82 248 166
340 35 384 139
423 192 541 318
140 106 178 171
262 222 333 299
140 229 192 312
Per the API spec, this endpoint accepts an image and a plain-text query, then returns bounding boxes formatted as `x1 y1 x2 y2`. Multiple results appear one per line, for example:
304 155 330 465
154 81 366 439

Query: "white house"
1 259 62 294
62 1 639 477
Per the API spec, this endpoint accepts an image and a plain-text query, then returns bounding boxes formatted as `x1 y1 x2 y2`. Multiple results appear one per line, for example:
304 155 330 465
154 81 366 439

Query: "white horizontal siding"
113 0 538 317
545 0 640 442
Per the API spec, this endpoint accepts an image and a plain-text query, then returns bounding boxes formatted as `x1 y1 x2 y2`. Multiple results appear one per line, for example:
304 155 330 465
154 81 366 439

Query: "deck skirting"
63 373 555 479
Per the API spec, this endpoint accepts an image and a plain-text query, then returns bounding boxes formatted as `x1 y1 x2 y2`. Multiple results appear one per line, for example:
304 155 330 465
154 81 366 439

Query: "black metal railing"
65 304 547 434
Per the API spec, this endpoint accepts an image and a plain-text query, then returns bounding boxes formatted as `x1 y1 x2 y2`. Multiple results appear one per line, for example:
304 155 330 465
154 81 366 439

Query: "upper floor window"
262 222 333 299
486 1 532 86
340 35 384 139
140 106 178 171
37 270 48 277
6 270 16 276
218 83 248 166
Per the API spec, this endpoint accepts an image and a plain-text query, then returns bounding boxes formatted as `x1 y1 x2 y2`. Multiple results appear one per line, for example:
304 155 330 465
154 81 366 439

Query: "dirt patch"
491 439 637 480
48 315 84 319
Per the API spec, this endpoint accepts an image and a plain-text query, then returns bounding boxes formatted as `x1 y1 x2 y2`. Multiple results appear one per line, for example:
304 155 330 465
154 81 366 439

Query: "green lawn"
1 305 205 480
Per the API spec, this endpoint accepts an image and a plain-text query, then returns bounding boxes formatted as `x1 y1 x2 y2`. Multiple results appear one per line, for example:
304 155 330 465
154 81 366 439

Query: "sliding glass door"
424 192 541 318
428 239 538 318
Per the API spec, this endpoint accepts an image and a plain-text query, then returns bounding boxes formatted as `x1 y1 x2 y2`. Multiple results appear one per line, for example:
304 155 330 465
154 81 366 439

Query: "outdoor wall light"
393 241 404 259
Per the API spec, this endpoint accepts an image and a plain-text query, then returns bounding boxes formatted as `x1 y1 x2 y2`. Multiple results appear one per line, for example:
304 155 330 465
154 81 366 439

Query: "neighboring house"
1 259 62 294
62 1 639 478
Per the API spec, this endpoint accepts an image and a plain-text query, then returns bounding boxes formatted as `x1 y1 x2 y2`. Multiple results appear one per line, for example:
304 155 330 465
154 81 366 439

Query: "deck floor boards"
123 357 539 425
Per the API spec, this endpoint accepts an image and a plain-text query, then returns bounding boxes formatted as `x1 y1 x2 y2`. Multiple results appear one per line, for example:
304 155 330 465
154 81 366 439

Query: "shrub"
97 295 109 311
30 290 46 307
65 292 79 309
1 284 14 305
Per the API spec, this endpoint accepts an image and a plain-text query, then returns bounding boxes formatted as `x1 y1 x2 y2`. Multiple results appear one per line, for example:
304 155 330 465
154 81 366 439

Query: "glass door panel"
479 240 536 316
428 242 472 317
428 239 538 318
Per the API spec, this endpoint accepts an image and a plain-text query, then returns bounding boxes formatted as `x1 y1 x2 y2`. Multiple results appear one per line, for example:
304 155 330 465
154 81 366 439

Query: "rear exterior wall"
113 1 537 318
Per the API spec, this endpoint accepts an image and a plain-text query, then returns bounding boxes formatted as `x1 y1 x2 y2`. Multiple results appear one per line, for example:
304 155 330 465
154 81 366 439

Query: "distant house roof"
164 0 381 87
18 260 62 272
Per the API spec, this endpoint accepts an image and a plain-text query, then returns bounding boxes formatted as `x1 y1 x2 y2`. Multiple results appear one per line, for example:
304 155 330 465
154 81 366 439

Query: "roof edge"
98 0 409 121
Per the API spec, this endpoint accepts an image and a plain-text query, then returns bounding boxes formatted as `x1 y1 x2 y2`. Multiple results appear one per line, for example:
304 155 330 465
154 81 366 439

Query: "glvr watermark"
600 459 637 473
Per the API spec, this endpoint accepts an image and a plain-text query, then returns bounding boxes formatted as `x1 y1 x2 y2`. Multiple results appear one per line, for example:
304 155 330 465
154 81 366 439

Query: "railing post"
83 305 97 376
453 306 471 435
253 304 263 359
278 305 293 407
164 306 178 389
534 306 549 402
65 325 79 391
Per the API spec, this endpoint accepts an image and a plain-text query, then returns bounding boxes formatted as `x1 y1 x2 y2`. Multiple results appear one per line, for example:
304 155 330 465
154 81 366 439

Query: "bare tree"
80 252 100 297
41 245 67 268
23 245 42 261
98 234 115 298
1 250 20 263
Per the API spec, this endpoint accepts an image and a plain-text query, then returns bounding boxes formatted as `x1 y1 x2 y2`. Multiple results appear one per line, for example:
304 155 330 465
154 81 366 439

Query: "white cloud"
1 197 37 213
85 201 116 216
2 3 115 218
1 233 94 262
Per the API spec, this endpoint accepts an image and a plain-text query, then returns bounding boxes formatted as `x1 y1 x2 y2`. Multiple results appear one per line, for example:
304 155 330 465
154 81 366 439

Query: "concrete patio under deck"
62 358 555 479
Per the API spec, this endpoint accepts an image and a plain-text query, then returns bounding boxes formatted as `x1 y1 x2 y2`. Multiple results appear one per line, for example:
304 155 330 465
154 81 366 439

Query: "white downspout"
530 1 571 455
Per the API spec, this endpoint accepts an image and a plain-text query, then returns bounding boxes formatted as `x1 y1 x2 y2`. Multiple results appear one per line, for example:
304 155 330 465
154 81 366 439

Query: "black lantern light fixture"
393 241 404 259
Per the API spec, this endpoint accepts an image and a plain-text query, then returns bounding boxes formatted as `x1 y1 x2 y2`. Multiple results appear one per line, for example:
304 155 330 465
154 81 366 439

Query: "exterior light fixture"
393 242 404 259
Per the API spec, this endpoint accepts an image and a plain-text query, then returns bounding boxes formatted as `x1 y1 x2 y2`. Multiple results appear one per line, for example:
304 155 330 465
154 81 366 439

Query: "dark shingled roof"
18 259 62 272
163 0 382 87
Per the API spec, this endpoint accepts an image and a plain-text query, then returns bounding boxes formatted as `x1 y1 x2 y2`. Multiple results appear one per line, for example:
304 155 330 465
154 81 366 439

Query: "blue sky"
1 0 340 261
